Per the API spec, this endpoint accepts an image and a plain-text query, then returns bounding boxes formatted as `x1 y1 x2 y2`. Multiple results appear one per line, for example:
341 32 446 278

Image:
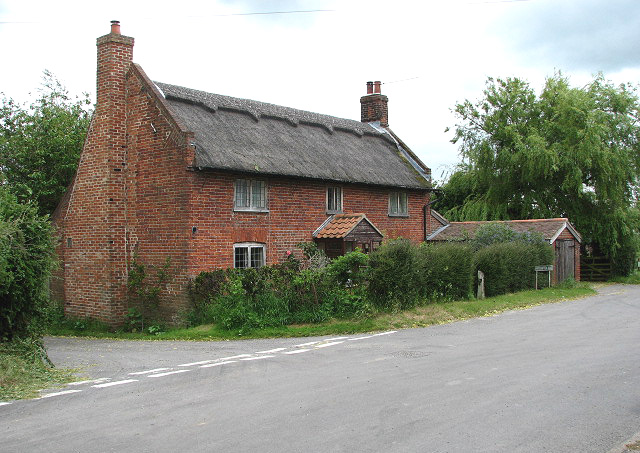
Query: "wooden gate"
555 240 575 282
580 255 612 281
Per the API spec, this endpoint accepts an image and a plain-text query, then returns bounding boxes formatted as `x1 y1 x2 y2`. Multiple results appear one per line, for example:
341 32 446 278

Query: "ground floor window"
234 242 265 268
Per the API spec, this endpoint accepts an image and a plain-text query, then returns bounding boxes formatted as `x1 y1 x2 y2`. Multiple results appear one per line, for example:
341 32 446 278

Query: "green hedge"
417 242 474 300
367 239 420 309
187 232 554 330
472 241 553 297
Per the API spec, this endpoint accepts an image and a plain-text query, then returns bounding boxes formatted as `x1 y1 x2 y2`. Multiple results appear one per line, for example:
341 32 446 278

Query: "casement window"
389 192 408 216
326 186 343 214
234 179 267 211
234 243 265 269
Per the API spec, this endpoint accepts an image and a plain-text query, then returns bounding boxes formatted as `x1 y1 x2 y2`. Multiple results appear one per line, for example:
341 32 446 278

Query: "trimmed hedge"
472 241 553 297
367 239 420 309
187 231 554 330
417 242 474 301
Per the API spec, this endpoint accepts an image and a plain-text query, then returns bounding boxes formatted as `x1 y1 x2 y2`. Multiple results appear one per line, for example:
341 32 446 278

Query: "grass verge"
47 283 596 341
610 271 640 284
0 340 77 402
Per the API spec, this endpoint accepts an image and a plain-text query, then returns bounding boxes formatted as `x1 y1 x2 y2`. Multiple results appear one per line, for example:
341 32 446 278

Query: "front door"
555 240 575 282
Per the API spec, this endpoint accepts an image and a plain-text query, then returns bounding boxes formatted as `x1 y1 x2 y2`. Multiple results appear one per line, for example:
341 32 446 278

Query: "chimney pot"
110 20 121 35
366 81 374 94
374 81 382 94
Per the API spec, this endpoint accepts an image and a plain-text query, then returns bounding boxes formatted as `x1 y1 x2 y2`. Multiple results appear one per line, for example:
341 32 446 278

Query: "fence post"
477 270 485 299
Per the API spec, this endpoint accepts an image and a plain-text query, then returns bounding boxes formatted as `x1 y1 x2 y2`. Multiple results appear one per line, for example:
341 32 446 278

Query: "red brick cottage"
427 211 582 283
51 22 434 324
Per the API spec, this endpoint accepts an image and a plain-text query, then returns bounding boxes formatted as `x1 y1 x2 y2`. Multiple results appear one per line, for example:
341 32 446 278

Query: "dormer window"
389 192 408 217
327 186 343 214
234 179 267 212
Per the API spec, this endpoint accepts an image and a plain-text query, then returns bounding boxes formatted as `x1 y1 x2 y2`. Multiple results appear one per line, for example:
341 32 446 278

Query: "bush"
0 188 56 341
472 241 553 297
367 238 420 309
417 242 474 301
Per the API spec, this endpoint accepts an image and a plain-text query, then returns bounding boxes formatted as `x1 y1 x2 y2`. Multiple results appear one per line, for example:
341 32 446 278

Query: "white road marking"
283 349 310 355
325 337 349 341
372 331 397 336
256 348 287 354
347 335 374 341
294 340 321 347
0 402 12 406
240 355 274 361
178 360 216 367
219 354 252 360
40 389 82 398
129 368 172 375
147 370 190 378
68 377 111 386
92 379 138 388
315 341 344 348
200 360 237 368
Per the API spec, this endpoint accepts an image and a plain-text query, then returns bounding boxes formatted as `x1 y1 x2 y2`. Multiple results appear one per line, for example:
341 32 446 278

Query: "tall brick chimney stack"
61 22 136 325
360 80 388 127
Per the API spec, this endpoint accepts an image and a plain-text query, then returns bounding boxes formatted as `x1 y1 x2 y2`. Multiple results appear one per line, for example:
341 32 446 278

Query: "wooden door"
555 240 575 282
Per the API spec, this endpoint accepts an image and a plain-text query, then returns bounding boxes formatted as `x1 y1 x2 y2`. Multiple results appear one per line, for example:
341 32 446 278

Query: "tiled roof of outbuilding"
155 82 431 189
428 218 582 243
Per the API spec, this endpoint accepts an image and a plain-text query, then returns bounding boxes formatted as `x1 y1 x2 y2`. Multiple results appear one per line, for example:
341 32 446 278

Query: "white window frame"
234 179 268 212
389 191 408 217
326 186 343 214
233 242 266 269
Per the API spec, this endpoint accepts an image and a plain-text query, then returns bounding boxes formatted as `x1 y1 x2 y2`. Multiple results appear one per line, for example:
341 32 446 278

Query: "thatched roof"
427 217 582 244
155 82 431 189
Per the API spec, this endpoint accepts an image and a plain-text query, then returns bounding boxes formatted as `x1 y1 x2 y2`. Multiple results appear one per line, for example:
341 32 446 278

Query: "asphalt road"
2 284 640 452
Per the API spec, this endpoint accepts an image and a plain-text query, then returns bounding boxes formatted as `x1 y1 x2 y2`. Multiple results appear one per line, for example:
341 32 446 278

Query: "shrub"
0 188 56 341
472 241 553 297
367 238 420 309
417 242 473 301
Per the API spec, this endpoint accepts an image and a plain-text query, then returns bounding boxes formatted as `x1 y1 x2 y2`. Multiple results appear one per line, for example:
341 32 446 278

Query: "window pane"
235 180 249 208
235 247 248 268
251 180 265 209
250 246 264 268
327 187 341 212
389 192 407 215
389 193 398 215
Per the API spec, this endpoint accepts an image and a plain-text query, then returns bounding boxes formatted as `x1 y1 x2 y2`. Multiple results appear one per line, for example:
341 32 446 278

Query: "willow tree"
436 74 640 273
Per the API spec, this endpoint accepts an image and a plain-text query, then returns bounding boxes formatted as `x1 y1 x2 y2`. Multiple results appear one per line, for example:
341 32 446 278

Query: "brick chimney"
360 80 388 127
61 21 135 325
96 20 134 113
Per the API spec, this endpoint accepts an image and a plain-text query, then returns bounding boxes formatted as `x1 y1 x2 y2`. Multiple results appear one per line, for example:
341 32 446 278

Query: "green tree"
436 74 640 273
0 71 91 215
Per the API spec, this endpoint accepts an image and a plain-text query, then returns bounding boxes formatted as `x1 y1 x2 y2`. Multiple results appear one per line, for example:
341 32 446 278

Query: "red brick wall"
187 173 430 275
123 66 193 322
55 31 134 324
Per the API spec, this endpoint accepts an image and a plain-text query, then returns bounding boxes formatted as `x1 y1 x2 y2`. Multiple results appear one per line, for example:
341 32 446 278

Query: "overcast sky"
1 0 639 182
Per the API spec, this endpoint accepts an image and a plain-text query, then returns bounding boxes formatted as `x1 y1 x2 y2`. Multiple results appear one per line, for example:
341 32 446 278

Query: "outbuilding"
427 212 582 283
